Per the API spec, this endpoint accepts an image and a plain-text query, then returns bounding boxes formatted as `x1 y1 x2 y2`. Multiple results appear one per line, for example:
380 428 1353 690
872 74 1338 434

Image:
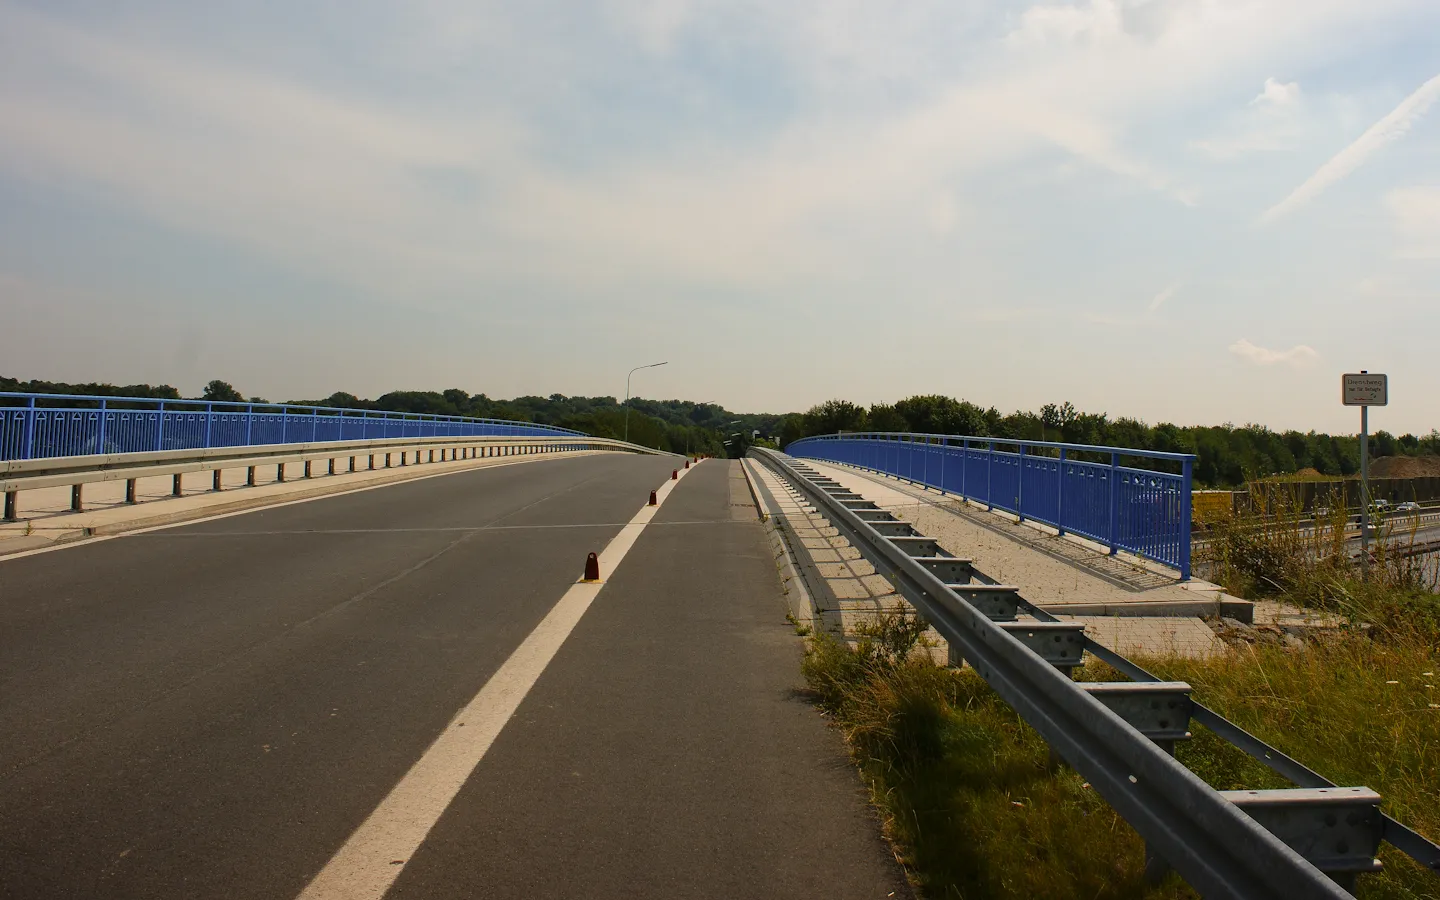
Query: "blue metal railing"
0 392 584 462
786 432 1195 579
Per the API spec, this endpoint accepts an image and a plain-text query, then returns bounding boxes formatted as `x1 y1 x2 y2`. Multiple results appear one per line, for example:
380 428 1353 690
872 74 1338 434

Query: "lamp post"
624 361 668 444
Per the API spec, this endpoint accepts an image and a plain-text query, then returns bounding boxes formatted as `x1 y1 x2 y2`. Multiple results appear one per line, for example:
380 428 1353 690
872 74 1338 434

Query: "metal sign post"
1342 372 1388 577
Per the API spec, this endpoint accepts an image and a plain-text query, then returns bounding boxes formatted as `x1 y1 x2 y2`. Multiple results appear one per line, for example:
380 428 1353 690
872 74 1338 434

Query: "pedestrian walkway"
752 456 1230 660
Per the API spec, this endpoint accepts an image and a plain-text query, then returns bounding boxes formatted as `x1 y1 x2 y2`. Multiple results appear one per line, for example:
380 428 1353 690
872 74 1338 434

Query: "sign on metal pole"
1344 372 1388 579
1342 373 1388 406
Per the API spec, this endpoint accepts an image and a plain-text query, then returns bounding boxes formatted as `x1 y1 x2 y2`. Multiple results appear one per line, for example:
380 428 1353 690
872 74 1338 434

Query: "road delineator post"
672 469 678 480
684 459 689 468
648 490 658 506
582 552 601 583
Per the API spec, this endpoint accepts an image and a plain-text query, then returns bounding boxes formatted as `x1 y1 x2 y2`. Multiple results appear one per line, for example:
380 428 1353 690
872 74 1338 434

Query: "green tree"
202 380 244 403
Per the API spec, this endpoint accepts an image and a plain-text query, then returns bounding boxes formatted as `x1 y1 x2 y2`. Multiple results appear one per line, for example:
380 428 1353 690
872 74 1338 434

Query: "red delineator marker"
648 490 658 506
582 552 600 582
672 470 678 480
684 460 690 469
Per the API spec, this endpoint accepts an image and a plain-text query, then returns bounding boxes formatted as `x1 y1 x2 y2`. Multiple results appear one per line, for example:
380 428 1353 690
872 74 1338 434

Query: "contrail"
1259 72 1440 224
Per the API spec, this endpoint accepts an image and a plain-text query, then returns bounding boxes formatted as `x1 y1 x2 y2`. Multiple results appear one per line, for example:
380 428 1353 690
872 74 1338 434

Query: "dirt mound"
1370 456 1440 479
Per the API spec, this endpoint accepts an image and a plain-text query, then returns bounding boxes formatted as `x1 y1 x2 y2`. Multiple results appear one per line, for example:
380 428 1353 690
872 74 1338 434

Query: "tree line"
8 376 1436 484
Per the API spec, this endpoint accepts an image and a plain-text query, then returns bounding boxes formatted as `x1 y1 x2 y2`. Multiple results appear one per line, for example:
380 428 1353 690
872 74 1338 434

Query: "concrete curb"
744 458 817 631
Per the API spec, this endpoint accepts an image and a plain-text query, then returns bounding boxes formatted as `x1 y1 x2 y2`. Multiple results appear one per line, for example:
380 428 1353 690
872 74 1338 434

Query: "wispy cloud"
1252 77 1300 106
1259 72 1440 223
1228 338 1320 368
1386 185 1440 259
1148 281 1181 313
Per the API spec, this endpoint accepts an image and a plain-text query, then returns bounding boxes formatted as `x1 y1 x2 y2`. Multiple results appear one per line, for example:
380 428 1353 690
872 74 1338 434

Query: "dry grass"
803 594 1440 898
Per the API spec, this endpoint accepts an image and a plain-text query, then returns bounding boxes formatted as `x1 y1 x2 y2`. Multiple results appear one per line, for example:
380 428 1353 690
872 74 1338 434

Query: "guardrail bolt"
582 552 601 582
648 490 658 506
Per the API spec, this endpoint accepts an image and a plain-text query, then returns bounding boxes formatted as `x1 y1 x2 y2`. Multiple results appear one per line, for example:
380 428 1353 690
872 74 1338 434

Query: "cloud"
1148 281 1181 313
1259 72 1440 223
1228 338 1320 368
1252 77 1300 106
1386 185 1440 259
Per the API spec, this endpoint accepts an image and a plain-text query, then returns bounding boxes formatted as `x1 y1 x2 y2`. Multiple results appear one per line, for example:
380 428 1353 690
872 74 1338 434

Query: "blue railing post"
22 396 36 459
1108 452 1120 556
311 407 318 443
960 438 967 500
155 401 165 451
937 436 945 495
986 441 995 510
204 403 213 448
245 403 254 445
1180 457 1193 580
1017 443 1025 522
1057 448 1066 536
281 407 288 444
96 399 108 455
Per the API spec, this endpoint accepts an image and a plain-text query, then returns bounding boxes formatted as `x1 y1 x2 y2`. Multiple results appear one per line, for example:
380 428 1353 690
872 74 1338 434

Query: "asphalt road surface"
0 454 908 899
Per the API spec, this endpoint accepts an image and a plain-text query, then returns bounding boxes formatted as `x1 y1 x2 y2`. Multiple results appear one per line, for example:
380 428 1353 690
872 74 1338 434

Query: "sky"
1 0 1437 435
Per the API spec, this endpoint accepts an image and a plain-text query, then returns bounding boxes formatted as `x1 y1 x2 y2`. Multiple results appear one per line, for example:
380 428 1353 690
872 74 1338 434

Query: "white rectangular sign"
1342 373 1388 406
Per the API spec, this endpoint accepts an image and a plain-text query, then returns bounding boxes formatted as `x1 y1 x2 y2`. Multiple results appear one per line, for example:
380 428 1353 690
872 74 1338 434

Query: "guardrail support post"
349 456 356 472
277 463 286 483
71 483 83 511
246 466 256 486
173 474 183 496
3 491 16 521
213 469 222 492
328 458 335 476
304 460 312 479
384 453 391 468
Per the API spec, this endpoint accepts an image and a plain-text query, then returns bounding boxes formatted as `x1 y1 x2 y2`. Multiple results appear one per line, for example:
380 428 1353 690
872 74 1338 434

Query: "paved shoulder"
388 460 911 898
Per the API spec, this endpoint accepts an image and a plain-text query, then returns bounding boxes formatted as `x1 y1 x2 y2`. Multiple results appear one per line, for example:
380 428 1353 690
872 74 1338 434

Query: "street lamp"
624 361 668 443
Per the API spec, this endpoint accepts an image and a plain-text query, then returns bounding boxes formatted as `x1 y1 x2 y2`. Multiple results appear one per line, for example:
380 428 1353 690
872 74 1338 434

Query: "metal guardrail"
2 434 664 521
787 432 1195 579
0 392 584 462
752 448 1440 897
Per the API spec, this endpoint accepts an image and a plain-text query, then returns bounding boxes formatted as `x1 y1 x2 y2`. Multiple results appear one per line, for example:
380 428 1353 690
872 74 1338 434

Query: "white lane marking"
0 452 637 563
294 461 701 900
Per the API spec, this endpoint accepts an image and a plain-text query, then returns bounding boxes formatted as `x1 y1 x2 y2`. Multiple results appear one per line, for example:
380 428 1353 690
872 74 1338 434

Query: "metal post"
329 458 336 475
987 441 995 510
1360 404 1370 579
281 407 288 444
173 473 183 496
1108 452 1120 556
349 456 356 472
1017 444 1025 521
125 478 138 502
22 396 36 459
311 407 318 443
277 463 285 483
245 403 254 445
1057 448 1067 536
1180 457 1193 581
71 483 83 511
304 460 312 479
97 399 108 454
246 466 256 486
938 437 946 495
155 401 165 452
213 469 222 491
4 490 18 520
205 402 213 448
